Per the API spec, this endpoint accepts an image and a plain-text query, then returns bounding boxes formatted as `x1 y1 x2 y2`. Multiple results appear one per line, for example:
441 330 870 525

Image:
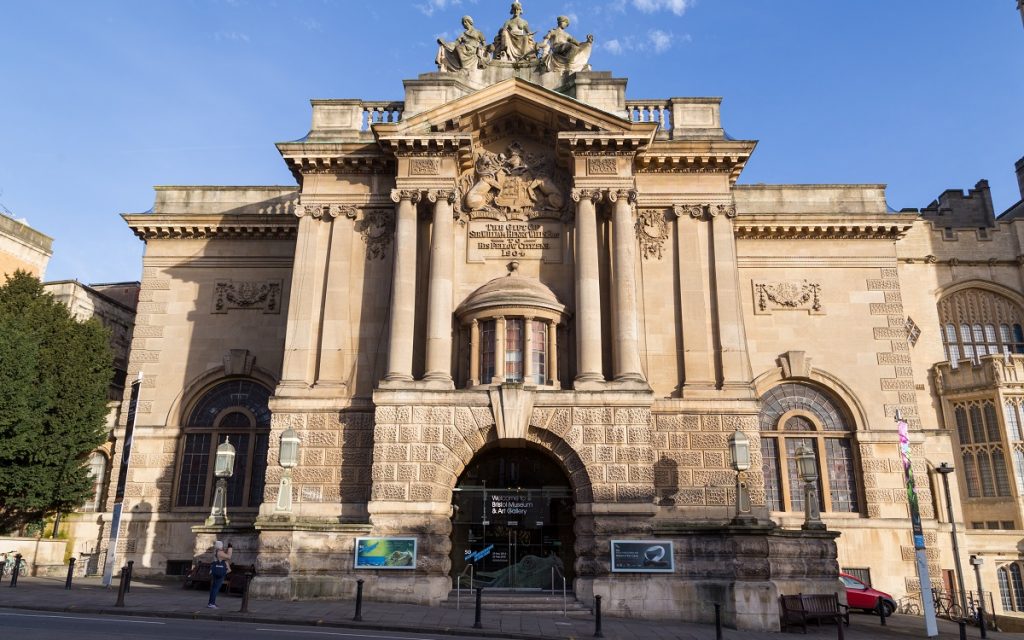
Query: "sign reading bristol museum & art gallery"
466 220 563 263
354 537 417 570
610 540 675 573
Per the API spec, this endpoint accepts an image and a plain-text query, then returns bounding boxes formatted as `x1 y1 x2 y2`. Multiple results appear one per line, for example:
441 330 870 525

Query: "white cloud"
416 0 463 17
214 31 250 43
647 29 672 53
604 39 624 55
632 0 693 16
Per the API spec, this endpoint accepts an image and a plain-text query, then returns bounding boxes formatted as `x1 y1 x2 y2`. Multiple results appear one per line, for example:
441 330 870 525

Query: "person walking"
207 541 232 609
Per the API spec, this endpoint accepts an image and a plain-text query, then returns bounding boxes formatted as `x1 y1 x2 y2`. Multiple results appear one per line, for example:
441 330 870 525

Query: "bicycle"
933 592 964 620
897 595 921 616
1 554 28 578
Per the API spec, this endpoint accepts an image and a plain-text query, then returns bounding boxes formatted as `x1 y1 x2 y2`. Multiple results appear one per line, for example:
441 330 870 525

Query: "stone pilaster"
674 204 717 393
709 202 753 395
382 189 421 384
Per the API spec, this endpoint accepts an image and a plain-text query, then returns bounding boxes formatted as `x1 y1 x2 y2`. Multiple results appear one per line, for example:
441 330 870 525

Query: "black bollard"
353 578 364 621
239 570 253 613
125 560 134 593
959 619 967 640
65 557 76 590
877 597 886 626
715 603 722 640
838 611 845 640
979 606 988 639
114 567 128 607
594 594 604 638
474 587 483 629
9 554 22 587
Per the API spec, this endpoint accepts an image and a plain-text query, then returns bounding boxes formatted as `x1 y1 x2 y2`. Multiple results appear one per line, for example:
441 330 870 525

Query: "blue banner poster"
354 537 417 569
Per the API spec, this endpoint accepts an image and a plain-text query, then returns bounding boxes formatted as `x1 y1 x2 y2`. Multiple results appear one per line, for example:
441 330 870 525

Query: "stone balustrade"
625 100 672 130
934 353 1024 395
361 102 404 130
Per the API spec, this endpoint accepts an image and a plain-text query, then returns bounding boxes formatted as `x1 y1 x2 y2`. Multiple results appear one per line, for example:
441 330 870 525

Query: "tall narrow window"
82 452 108 512
1000 567 1013 611
175 379 272 510
505 318 524 382
530 320 546 385
759 383 860 513
480 320 496 383
1012 564 1024 611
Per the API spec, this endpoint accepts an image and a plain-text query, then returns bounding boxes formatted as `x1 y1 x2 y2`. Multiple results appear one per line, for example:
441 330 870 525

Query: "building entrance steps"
443 589 592 615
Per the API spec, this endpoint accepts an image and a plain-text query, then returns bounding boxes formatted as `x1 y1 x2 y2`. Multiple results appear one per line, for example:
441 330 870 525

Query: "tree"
0 271 113 533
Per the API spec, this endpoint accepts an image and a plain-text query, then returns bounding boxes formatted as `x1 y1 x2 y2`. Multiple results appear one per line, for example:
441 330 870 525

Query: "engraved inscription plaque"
467 220 563 263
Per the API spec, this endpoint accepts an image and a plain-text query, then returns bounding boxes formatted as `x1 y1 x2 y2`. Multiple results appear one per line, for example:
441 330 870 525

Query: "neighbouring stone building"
0 210 51 278
67 5 1024 630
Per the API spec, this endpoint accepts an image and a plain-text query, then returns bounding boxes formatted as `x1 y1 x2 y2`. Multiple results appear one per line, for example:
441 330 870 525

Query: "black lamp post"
728 429 755 525
796 443 825 531
936 462 968 611
206 437 236 526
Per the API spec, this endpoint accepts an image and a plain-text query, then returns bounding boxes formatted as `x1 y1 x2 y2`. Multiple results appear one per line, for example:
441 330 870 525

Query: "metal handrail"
562 575 567 617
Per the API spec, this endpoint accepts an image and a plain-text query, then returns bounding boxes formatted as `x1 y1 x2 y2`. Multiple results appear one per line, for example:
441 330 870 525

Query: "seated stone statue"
436 15 487 72
493 1 536 64
539 16 593 73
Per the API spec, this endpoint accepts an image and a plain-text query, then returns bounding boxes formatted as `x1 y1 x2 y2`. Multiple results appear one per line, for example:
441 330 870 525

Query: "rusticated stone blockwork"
652 412 762 507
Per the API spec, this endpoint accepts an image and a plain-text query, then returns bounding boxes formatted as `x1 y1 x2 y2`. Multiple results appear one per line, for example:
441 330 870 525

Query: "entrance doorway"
451 448 574 591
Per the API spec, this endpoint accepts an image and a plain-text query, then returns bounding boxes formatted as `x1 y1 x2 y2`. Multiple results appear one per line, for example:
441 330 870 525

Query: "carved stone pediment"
458 139 570 223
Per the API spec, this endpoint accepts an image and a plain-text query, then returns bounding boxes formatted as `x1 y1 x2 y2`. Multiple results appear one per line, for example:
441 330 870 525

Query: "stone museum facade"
71 5 1024 630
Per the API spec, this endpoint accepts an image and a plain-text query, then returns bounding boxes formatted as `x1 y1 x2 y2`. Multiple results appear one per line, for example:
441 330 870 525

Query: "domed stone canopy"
457 261 564 318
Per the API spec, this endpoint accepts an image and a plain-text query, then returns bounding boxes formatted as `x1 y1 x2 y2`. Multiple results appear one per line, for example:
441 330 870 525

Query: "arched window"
952 400 1012 498
759 383 860 513
999 567 1013 610
1014 564 1024 611
82 452 108 513
938 289 1024 366
175 379 271 510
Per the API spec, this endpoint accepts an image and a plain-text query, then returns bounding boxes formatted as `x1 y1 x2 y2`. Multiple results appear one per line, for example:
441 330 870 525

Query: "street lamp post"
970 555 987 639
936 463 968 612
206 437 236 526
275 428 300 514
728 429 755 525
796 443 825 531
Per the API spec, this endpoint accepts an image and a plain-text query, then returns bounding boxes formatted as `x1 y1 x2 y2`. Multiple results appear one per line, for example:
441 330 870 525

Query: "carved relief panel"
752 280 823 315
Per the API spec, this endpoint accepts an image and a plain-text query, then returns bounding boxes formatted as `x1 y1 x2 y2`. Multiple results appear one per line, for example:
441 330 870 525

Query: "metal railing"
550 566 567 616
456 564 474 610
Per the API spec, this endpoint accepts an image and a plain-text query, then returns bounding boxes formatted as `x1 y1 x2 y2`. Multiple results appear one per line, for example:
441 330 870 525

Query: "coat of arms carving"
458 141 570 222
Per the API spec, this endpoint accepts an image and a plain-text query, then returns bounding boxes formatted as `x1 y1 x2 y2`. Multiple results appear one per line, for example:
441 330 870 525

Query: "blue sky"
1 1 1021 283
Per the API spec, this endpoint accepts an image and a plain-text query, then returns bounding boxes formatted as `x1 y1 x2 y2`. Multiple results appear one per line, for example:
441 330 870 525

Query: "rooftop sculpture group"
436 1 594 74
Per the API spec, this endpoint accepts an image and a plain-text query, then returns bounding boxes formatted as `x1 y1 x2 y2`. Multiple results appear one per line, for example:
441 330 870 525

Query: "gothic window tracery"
952 400 1012 498
759 382 860 514
175 379 271 510
938 289 1024 365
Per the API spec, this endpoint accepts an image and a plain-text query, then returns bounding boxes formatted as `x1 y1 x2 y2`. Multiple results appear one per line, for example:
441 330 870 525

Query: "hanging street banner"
898 414 938 637
102 372 142 587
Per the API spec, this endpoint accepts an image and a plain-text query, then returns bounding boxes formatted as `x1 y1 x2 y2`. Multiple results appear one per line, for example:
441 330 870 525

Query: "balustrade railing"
361 102 403 131
625 100 672 130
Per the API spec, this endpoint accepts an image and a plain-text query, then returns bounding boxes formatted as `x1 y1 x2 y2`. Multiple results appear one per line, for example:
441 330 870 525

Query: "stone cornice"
123 213 298 241
377 134 473 156
277 141 394 179
558 132 653 156
733 213 915 240
635 139 757 184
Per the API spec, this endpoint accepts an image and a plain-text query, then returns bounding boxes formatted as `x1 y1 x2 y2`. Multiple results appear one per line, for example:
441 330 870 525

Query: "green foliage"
0 272 113 533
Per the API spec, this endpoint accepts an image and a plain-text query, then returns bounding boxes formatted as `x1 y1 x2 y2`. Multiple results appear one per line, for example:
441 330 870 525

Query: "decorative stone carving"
213 279 282 314
635 209 669 260
539 16 593 73
435 16 487 72
489 385 535 442
607 189 638 205
753 280 823 315
355 208 395 260
223 348 255 377
493 2 537 64
297 203 353 219
426 189 458 205
390 189 423 204
571 188 603 204
459 141 568 221
410 158 441 175
673 203 706 219
587 157 617 175
714 203 737 218
778 350 812 379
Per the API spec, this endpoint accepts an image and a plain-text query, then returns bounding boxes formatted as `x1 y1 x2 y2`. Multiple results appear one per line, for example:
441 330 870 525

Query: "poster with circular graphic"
610 540 674 573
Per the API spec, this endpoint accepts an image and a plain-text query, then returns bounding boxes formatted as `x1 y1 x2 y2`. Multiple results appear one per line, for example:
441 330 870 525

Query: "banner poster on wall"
610 540 674 573
354 537 417 569
898 415 938 637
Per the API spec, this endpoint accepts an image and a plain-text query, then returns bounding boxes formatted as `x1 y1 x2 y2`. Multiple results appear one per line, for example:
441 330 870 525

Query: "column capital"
571 188 604 204
714 202 738 218
426 189 458 205
390 189 423 204
296 203 356 220
673 203 707 220
607 189 638 205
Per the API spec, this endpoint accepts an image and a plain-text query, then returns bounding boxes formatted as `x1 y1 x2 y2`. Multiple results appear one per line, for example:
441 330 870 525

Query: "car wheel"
882 601 895 617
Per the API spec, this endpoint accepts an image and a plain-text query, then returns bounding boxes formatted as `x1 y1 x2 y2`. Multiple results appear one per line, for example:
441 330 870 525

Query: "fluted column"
572 189 604 386
547 320 559 388
609 189 644 383
384 189 420 383
423 189 456 387
469 319 480 386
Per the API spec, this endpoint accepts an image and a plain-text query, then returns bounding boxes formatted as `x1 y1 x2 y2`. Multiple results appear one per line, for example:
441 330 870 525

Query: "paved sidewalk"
0 576 1016 640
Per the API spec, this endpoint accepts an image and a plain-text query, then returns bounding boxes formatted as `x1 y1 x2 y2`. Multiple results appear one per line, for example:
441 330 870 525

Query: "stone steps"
442 589 592 615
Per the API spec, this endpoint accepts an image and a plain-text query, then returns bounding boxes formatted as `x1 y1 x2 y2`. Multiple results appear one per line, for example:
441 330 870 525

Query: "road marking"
256 629 444 640
0 612 164 625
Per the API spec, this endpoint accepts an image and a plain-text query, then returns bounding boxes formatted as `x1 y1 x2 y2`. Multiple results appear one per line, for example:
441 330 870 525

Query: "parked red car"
841 573 896 616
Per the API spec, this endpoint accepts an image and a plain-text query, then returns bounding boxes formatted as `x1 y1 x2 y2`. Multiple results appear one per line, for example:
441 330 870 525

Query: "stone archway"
450 445 576 591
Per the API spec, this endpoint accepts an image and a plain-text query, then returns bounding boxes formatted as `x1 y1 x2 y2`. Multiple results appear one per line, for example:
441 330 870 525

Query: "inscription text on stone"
467 221 562 262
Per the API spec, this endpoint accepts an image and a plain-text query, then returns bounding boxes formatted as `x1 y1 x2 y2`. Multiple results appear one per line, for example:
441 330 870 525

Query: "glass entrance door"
450 449 574 591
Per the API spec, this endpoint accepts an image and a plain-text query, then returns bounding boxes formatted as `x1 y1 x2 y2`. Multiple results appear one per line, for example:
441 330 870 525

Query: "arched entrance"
451 447 575 591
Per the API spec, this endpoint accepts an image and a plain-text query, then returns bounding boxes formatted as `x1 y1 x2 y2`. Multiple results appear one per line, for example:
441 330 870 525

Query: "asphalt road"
0 609 494 640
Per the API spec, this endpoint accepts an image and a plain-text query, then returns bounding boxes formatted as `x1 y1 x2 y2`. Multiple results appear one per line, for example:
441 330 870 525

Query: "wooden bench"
182 562 254 595
780 593 849 633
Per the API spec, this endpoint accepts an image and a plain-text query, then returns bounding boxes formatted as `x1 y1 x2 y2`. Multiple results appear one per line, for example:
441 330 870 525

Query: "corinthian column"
572 189 604 386
609 189 645 383
383 189 420 383
422 189 456 387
